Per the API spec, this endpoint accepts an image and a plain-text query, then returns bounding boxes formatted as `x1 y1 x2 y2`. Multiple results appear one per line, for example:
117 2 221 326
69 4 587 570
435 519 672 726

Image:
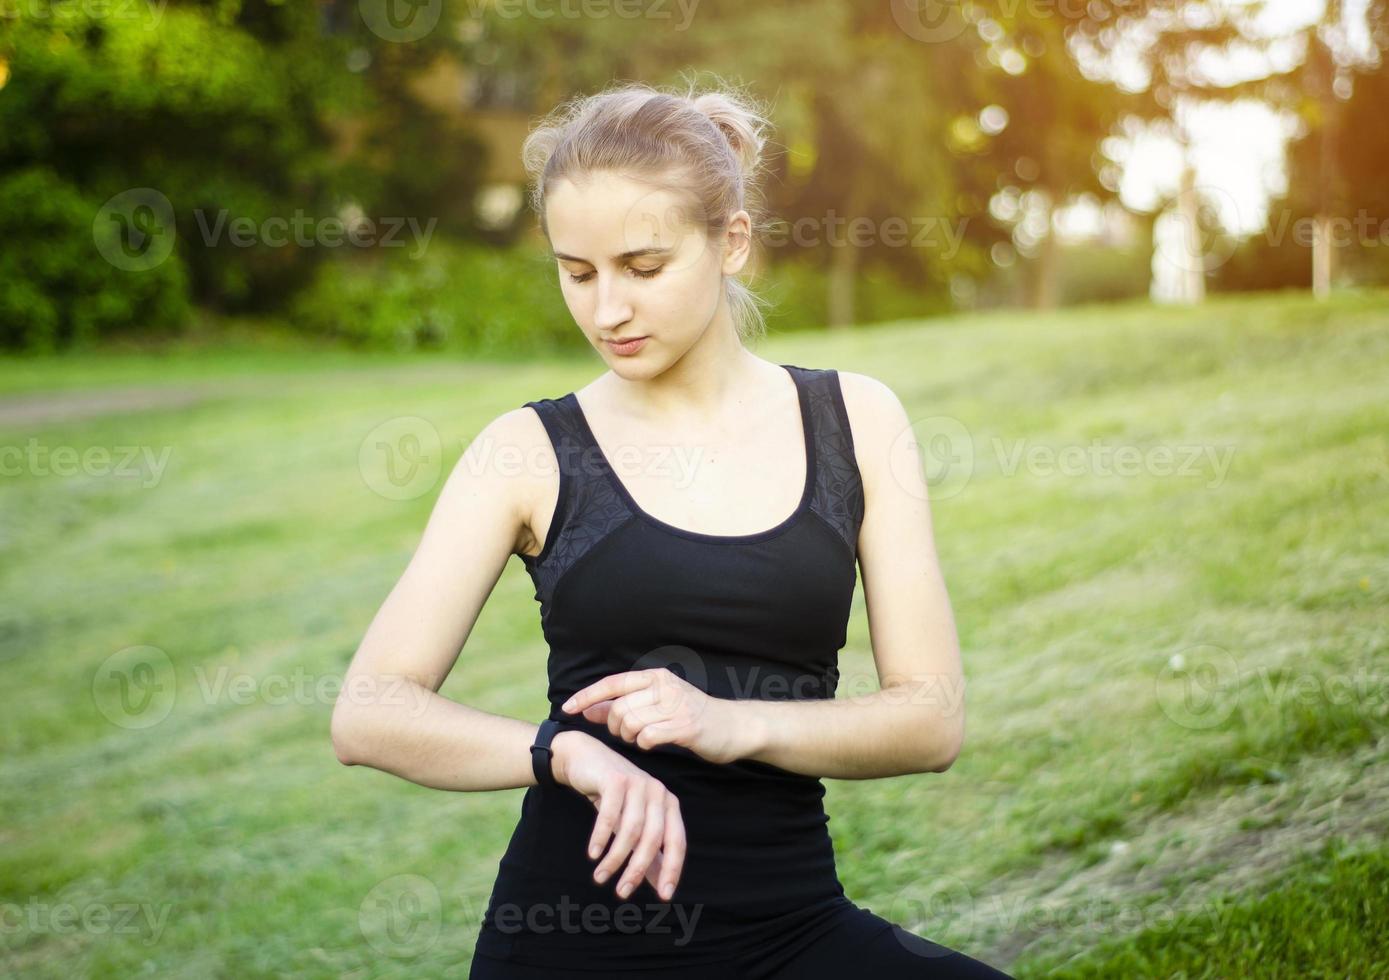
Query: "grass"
1 287 1386 977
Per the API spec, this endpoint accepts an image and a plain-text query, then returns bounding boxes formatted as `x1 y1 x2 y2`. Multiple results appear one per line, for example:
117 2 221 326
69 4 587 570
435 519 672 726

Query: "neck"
602 307 770 428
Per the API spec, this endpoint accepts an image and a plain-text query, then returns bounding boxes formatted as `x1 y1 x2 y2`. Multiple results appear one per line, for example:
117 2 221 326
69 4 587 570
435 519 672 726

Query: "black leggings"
468 905 1014 979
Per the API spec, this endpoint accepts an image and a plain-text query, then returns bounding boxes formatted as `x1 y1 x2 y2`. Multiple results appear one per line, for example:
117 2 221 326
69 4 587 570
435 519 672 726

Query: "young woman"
332 80 1013 979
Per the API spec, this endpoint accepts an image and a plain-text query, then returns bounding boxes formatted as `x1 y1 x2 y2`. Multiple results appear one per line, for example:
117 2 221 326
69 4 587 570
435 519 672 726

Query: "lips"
605 336 648 355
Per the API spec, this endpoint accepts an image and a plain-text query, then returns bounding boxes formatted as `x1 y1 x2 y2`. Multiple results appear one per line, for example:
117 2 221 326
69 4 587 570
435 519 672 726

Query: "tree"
1071 0 1387 301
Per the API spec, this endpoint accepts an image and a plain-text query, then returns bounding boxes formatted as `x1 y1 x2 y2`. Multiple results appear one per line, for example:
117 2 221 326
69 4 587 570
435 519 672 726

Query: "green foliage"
0 2 363 340
0 167 189 352
0 0 491 349
1056 242 1152 305
759 255 953 332
287 239 579 354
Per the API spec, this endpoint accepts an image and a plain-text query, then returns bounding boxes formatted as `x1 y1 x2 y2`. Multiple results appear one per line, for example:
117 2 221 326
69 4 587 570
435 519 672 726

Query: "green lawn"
2 288 1386 977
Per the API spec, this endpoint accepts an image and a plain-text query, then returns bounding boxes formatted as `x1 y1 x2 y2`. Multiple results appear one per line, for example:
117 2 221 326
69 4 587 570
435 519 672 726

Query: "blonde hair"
521 75 776 343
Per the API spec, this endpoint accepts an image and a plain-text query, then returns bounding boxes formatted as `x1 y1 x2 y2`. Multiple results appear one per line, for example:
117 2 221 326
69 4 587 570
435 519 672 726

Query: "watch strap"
530 718 563 789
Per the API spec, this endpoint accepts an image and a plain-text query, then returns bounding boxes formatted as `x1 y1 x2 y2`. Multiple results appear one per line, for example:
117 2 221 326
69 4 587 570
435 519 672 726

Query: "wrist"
549 730 586 785
730 699 771 761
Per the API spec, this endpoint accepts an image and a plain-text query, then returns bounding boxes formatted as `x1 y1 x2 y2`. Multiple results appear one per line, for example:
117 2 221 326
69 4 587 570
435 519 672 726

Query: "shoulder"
452 402 561 521
830 370 913 495
833 370 911 444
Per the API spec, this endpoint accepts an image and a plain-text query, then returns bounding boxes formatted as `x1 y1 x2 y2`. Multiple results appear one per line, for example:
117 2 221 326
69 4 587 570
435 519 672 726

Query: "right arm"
329 407 686 901
329 407 550 790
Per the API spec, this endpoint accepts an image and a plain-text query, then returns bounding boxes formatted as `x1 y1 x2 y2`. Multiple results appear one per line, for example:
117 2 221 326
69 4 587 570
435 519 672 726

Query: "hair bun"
689 91 767 178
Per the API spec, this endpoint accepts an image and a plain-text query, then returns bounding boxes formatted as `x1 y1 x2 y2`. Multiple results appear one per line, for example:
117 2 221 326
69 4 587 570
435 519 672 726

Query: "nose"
592 271 634 333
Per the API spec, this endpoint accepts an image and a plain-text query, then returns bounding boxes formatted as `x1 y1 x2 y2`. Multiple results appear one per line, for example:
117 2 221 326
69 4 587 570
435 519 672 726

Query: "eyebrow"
551 246 674 263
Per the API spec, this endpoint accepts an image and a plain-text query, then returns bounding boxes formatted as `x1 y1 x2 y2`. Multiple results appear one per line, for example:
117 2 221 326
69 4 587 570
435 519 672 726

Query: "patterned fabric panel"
798 366 866 559
519 398 635 606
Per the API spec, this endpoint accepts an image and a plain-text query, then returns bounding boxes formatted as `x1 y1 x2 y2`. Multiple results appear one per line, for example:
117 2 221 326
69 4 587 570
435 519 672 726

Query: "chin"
607 357 664 380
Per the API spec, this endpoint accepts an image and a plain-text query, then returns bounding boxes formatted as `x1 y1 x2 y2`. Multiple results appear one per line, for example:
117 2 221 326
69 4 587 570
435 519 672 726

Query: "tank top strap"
519 396 635 602
784 365 865 559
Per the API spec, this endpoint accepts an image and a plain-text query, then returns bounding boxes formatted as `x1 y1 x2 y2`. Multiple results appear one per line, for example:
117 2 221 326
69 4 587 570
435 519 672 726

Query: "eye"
564 266 664 284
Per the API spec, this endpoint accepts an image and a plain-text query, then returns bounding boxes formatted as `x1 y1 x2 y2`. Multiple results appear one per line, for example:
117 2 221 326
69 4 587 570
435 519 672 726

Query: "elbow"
330 699 363 766
925 716 964 773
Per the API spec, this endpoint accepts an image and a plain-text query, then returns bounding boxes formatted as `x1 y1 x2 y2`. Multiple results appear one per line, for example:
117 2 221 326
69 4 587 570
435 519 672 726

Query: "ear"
721 209 753 276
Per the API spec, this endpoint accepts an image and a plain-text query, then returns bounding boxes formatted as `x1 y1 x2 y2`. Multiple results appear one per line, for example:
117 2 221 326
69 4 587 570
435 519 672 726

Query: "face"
545 170 750 377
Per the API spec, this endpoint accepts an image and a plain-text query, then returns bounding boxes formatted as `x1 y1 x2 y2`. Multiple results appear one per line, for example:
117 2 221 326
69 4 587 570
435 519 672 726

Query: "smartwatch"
530 718 563 789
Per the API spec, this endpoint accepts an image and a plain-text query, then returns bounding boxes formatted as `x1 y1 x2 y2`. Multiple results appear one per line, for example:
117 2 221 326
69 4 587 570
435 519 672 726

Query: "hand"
550 730 686 903
561 668 755 766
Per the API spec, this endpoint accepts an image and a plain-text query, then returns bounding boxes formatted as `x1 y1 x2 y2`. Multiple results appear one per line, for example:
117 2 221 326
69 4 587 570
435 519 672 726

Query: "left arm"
563 372 967 779
730 371 965 778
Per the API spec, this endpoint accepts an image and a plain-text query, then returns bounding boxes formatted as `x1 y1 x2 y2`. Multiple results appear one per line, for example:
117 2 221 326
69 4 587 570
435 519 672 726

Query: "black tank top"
475 364 866 969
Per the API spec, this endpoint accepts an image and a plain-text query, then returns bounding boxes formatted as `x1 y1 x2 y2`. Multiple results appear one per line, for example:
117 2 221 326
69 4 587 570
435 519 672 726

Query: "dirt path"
974 738 1389 969
0 386 221 429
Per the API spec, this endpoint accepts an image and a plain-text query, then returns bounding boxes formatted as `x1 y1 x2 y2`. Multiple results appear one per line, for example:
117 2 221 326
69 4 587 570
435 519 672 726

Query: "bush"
757 255 951 332
287 239 579 354
1056 241 1152 306
0 167 190 352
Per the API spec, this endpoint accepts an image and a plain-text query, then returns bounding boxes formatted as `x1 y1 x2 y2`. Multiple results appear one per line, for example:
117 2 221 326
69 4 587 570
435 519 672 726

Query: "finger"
594 780 646 886
658 793 686 900
642 850 665 893
635 719 685 751
580 699 615 725
610 689 658 742
563 671 651 715
587 777 624 862
615 788 667 899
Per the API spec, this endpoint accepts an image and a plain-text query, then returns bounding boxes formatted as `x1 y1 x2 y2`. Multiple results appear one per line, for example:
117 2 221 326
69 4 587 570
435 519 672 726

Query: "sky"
1062 0 1379 239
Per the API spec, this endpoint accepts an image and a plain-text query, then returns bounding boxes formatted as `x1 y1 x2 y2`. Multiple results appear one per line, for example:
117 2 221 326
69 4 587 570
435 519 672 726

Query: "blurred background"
1 0 1386 977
